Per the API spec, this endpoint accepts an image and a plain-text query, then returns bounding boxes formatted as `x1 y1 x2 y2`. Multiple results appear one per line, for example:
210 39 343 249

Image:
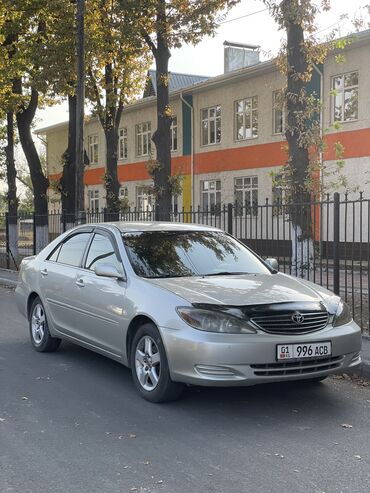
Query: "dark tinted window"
57 233 91 267
123 231 269 278
85 233 122 272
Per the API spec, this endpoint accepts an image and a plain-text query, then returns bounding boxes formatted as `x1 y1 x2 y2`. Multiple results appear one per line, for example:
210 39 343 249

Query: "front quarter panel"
121 277 192 365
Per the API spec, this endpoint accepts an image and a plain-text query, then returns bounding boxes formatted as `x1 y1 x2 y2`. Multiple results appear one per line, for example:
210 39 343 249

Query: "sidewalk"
0 267 369 378
0 268 18 288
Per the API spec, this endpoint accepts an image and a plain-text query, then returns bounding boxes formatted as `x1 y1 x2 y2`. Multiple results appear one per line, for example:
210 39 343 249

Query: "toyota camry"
15 222 361 402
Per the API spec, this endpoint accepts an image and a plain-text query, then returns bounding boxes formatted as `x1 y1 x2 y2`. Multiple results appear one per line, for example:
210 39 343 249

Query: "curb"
0 276 17 288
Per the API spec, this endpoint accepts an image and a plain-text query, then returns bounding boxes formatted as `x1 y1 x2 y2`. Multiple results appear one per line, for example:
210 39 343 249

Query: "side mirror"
265 258 279 271
94 263 126 281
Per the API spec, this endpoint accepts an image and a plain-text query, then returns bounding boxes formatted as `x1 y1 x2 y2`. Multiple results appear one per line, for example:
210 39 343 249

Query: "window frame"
82 229 124 274
201 105 222 147
200 179 222 214
136 186 155 212
272 90 286 135
88 189 100 212
234 175 259 216
170 116 178 152
46 229 93 268
118 127 128 160
136 122 152 157
234 96 258 141
88 134 99 165
331 70 359 123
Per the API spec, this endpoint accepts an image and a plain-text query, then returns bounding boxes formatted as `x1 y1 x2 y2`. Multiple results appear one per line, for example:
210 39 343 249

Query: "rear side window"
55 233 91 267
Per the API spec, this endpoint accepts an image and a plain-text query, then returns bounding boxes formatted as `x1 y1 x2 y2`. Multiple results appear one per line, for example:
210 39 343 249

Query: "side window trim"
81 227 126 277
45 228 93 267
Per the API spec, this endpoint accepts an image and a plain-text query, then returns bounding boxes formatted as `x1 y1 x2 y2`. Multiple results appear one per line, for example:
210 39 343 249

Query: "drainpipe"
313 63 324 194
180 93 194 208
313 63 324 260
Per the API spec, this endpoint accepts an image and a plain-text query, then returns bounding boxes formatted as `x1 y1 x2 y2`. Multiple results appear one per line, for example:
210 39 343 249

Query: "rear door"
73 229 126 356
39 230 92 336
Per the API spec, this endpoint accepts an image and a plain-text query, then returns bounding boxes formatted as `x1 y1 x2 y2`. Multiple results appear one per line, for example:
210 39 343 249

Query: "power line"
219 7 268 25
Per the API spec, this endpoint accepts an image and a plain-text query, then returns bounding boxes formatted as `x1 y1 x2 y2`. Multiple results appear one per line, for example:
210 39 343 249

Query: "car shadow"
49 340 353 429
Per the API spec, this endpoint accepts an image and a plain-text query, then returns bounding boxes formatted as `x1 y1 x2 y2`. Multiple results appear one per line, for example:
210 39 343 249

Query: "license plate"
276 342 332 361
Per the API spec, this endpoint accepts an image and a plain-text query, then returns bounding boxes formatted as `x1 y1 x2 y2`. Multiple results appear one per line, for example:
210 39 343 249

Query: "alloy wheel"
135 335 161 391
31 303 45 345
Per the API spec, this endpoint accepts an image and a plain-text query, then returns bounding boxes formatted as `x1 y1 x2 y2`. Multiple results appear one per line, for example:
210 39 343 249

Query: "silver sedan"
15 222 361 402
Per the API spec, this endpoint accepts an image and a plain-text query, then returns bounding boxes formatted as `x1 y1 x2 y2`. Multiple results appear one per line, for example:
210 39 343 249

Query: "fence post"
333 192 340 295
227 203 233 234
5 212 9 269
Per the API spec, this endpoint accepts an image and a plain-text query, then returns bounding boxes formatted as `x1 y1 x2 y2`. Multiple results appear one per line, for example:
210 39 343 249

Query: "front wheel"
29 297 61 352
130 323 184 403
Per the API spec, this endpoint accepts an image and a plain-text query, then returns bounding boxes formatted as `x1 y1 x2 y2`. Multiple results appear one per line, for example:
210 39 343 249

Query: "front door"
73 231 126 356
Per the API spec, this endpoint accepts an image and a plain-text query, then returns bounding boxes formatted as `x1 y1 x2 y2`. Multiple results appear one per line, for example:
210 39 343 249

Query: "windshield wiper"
203 271 250 276
146 274 191 279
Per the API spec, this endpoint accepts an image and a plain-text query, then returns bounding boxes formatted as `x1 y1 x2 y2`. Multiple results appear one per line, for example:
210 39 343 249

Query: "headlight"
176 307 256 334
333 300 352 327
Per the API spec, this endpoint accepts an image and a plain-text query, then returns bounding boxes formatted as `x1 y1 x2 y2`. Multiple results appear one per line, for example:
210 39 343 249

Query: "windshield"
122 230 270 279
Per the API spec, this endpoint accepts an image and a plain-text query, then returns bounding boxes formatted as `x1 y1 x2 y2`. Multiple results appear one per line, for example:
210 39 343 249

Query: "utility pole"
75 0 85 222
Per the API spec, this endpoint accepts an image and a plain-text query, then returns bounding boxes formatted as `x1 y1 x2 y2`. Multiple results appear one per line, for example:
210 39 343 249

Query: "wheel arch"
27 292 40 319
126 314 158 366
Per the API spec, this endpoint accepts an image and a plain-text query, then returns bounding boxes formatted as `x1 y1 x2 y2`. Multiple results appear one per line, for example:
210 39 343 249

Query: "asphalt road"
1 287 370 493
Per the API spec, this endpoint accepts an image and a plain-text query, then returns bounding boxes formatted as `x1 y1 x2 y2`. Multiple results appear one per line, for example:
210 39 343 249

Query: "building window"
170 117 178 151
332 71 358 122
272 90 285 134
201 106 221 146
234 176 258 216
119 187 128 199
201 180 221 214
88 189 100 212
119 128 128 160
88 135 98 165
235 96 258 140
136 122 151 157
136 186 154 211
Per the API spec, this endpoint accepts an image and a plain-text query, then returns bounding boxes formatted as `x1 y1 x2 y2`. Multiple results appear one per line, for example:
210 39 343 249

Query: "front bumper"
160 321 362 386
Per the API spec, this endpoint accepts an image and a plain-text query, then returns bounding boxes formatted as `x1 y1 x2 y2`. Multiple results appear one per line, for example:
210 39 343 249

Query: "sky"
36 0 370 129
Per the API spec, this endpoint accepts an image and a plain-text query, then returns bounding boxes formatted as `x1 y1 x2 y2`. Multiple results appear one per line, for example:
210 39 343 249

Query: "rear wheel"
130 323 184 403
29 297 61 352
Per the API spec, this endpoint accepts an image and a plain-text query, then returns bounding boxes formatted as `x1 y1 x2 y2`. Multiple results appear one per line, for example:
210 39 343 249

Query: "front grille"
250 311 329 335
251 356 343 377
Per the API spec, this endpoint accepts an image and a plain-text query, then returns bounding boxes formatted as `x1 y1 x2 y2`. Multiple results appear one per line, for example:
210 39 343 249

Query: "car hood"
145 272 329 306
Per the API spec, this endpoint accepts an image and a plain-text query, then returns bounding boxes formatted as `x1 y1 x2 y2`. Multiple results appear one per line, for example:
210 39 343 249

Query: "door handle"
40 268 48 276
75 278 85 287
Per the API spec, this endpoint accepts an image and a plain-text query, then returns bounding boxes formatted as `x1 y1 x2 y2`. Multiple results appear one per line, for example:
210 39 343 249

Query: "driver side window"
84 233 122 273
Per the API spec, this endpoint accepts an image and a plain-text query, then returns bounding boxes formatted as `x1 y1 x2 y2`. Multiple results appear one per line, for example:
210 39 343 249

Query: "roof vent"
224 41 260 73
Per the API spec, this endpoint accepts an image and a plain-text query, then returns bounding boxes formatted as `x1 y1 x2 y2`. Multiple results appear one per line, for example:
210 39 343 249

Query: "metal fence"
1 192 369 332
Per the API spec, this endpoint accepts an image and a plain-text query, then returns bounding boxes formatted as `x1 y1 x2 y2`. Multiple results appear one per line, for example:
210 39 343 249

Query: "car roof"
75 221 222 233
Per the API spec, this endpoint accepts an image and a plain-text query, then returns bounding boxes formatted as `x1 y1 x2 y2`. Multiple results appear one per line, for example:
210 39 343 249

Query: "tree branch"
141 29 157 56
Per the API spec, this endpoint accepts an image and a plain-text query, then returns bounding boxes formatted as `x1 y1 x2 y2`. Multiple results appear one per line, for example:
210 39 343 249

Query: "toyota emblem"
292 311 305 324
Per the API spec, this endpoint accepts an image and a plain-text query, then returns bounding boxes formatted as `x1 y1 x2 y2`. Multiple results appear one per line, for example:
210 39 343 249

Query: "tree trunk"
283 0 313 273
151 1 172 221
104 126 120 219
60 94 77 228
5 111 19 265
15 86 49 252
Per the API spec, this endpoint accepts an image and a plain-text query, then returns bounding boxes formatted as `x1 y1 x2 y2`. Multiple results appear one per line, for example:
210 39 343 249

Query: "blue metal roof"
143 70 209 97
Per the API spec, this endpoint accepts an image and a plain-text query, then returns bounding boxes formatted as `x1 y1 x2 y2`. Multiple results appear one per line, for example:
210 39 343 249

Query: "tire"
130 322 184 403
29 297 61 353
